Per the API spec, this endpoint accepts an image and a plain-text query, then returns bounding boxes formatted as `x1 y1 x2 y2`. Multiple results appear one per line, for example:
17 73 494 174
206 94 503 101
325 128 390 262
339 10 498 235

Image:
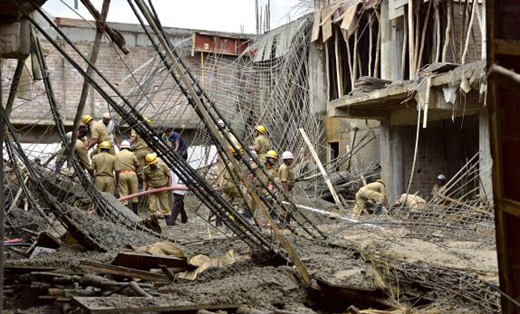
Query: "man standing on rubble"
143 153 172 221
169 170 188 226
115 140 141 215
431 174 446 197
251 125 270 163
278 151 295 223
82 115 115 157
91 141 117 193
102 112 119 150
130 117 152 174
353 179 387 217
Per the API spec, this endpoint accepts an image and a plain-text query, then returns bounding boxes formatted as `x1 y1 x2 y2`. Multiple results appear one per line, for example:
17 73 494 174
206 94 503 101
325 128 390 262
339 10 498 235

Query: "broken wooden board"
72 297 240 313
111 252 188 271
79 261 170 283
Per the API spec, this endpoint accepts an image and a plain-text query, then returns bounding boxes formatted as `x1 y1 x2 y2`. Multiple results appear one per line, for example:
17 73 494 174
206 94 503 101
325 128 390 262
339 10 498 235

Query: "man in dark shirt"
164 128 188 160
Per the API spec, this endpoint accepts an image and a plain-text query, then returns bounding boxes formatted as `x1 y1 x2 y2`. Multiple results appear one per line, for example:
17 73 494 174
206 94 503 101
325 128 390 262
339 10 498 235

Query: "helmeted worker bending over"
82 115 115 157
353 179 386 217
251 125 270 164
44 128 92 176
431 174 446 197
115 140 141 214
91 141 117 193
142 153 172 221
130 117 152 174
393 193 427 213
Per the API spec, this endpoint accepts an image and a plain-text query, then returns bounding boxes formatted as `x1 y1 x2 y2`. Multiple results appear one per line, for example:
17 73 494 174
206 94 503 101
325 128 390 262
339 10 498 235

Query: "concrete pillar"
309 42 328 116
380 119 405 203
380 1 392 80
390 18 404 81
479 107 493 201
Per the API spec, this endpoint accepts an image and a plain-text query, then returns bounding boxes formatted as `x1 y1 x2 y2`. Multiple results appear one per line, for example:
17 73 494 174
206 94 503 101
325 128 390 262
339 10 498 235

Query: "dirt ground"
4 194 500 314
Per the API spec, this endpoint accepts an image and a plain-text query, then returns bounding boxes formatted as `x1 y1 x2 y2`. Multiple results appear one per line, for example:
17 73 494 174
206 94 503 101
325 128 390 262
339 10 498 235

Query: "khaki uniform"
278 163 295 193
143 162 171 216
221 160 242 204
90 121 115 156
397 194 426 213
353 181 385 217
115 150 141 204
92 152 116 193
252 134 270 163
132 129 150 172
247 164 277 217
431 183 443 197
75 139 91 171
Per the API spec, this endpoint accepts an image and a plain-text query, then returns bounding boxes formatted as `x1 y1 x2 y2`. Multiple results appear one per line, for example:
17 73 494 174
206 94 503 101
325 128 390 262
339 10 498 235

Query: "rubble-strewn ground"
5 194 499 314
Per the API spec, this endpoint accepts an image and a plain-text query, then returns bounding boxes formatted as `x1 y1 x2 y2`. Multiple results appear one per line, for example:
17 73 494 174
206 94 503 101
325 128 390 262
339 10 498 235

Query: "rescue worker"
431 174 446 197
353 179 386 217
163 127 188 160
394 193 427 213
82 115 114 157
247 150 278 220
115 140 141 214
169 170 188 226
251 125 270 163
91 141 117 193
142 153 172 221
215 146 244 226
44 128 92 176
278 151 295 223
102 112 119 150
130 117 152 173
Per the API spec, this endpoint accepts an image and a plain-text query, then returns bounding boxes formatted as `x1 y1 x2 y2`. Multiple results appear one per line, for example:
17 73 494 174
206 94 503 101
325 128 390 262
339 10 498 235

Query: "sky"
42 0 307 34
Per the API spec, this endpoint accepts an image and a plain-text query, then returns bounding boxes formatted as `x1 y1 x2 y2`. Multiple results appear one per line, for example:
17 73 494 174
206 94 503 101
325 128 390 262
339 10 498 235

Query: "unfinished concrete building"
0 0 518 313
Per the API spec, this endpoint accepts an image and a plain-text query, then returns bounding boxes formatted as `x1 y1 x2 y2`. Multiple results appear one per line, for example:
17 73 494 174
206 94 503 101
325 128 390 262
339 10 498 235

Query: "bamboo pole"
461 0 477 64
353 28 359 82
343 30 355 90
460 0 469 61
368 14 373 77
334 30 344 96
434 2 441 63
401 17 408 79
415 0 432 72
442 0 453 62
408 0 415 78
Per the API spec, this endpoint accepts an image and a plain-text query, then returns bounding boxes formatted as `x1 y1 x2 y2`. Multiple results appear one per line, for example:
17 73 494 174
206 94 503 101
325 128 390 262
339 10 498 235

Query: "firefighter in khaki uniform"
115 140 141 214
353 179 387 217
130 118 152 173
142 153 171 220
215 146 244 226
278 151 295 223
251 125 270 163
91 141 117 193
74 128 94 176
82 115 115 157
247 150 278 221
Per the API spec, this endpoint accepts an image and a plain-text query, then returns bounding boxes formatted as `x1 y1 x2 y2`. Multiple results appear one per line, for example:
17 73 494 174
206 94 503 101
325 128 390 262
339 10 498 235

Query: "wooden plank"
111 252 188 271
321 9 333 42
72 297 240 314
311 9 322 43
299 128 344 211
79 261 170 283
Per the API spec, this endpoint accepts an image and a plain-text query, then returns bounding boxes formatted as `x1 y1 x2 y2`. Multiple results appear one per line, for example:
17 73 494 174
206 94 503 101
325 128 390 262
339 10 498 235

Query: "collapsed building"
0 0 517 314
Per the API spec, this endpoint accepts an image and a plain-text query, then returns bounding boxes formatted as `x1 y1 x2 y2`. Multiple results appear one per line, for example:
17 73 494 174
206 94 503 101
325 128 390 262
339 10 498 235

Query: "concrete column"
309 42 328 116
479 107 493 201
380 119 405 203
390 18 404 81
380 1 392 80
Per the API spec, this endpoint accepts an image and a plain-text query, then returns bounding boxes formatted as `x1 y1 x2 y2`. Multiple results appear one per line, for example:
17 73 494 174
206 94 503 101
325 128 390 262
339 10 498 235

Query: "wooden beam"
299 128 344 211
79 261 170 283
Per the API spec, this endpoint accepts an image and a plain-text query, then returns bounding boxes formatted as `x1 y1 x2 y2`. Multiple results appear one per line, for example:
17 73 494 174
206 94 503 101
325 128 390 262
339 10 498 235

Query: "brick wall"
1 18 247 135
402 114 479 197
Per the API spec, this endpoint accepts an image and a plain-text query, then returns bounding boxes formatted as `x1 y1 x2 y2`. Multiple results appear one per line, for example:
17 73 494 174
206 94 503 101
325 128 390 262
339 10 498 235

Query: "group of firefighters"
46 113 445 225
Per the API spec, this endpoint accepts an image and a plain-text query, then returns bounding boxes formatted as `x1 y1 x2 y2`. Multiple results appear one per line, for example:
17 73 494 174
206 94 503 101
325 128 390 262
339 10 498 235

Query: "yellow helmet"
99 141 111 150
145 153 158 165
145 117 152 126
231 146 244 156
376 179 385 186
81 115 93 125
266 150 278 160
255 125 267 134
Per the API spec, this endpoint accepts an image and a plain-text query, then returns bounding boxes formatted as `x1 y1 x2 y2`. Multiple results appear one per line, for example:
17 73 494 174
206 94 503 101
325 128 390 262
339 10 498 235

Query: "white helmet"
65 132 72 140
282 151 294 160
102 112 111 119
217 119 226 128
120 140 131 149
